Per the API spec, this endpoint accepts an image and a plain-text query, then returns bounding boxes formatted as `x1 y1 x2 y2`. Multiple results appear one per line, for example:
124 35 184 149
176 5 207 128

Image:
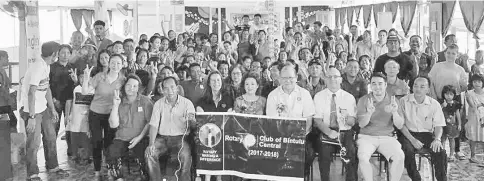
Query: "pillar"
429 2 442 52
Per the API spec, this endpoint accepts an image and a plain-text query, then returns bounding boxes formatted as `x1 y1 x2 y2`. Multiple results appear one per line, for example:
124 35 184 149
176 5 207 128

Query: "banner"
195 112 306 181
25 1 40 66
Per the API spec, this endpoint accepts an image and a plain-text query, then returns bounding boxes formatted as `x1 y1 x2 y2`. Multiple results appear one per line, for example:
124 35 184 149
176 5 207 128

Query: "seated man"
145 77 196 181
356 72 405 181
313 68 358 181
398 76 447 181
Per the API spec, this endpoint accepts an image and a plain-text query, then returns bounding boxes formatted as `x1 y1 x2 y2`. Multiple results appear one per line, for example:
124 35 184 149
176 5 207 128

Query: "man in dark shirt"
73 39 97 76
0 50 17 132
402 35 436 86
373 35 416 82
437 34 469 72
180 63 205 105
341 60 369 102
261 62 281 98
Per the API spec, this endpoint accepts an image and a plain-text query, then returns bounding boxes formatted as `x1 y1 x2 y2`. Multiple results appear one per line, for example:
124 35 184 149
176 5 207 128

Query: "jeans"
53 100 72 156
107 138 149 178
357 134 405 181
146 135 191 181
20 107 59 176
317 130 357 181
400 132 447 181
88 111 116 171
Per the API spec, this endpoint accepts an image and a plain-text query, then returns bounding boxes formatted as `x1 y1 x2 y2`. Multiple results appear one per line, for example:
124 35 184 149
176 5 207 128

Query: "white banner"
24 0 40 67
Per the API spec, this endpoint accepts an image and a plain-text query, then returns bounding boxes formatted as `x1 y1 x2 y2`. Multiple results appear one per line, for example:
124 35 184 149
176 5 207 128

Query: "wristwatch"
29 115 36 119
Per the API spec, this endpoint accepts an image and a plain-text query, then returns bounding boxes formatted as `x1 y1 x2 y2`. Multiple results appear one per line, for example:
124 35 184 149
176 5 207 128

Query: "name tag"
138 107 143 112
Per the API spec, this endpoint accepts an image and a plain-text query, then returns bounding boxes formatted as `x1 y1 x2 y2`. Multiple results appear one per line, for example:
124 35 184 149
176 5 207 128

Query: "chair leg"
378 155 383 176
386 161 390 181
418 155 422 171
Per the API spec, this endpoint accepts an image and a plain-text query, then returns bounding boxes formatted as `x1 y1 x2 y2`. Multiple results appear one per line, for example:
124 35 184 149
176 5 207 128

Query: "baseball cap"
82 38 98 51
387 35 400 43
41 41 61 57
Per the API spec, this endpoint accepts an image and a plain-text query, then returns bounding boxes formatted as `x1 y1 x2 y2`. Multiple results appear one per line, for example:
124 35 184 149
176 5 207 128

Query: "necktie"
330 94 339 129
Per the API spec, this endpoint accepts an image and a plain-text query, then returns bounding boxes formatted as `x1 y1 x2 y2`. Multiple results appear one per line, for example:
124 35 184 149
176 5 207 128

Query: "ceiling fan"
116 3 133 17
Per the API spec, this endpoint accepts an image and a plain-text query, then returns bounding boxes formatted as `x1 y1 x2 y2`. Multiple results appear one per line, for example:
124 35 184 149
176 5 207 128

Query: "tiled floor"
8 134 484 181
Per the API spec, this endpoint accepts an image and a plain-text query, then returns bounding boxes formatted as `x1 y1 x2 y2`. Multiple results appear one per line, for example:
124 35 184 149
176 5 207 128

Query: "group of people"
1 12 484 181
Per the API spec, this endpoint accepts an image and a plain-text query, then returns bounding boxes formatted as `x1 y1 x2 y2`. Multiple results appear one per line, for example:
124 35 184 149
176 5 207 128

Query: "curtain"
373 4 384 28
363 5 372 28
82 10 94 30
354 6 362 26
335 8 340 28
70 9 83 31
340 8 346 28
385 2 398 23
399 1 417 36
442 0 457 36
347 7 354 26
459 1 484 49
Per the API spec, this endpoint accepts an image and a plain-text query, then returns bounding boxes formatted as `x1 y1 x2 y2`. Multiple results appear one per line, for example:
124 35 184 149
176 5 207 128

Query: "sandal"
27 176 42 181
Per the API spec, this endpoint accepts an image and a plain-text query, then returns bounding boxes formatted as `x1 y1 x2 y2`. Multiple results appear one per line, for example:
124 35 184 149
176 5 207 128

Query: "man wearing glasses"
266 63 315 180
313 67 358 181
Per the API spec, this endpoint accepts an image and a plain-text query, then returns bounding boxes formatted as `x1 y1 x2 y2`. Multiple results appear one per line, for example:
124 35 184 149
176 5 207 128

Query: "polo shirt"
149 95 195 136
115 95 153 141
356 93 403 137
180 79 205 105
49 61 75 102
266 85 315 118
341 74 369 101
89 72 126 114
20 58 50 114
314 89 356 130
386 78 409 98
399 94 446 133
197 92 234 112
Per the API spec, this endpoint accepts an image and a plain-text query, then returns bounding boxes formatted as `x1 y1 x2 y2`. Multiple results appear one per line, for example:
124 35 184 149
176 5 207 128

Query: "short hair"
254 14 262 18
346 59 359 65
279 62 298 75
135 69 150 88
308 60 322 67
251 60 262 66
242 15 249 18
241 72 261 95
370 72 387 82
358 55 370 64
350 25 358 29
176 65 189 73
414 76 431 87
444 34 456 43
123 38 134 45
223 41 231 45
313 21 322 27
378 29 387 35
113 41 123 47
161 66 174 74
285 27 293 33
162 76 179 88
217 61 229 70
441 84 457 100
41 41 61 58
258 30 266 35
447 44 459 51
409 35 421 41
160 36 170 43
94 20 106 27
121 73 142 97
243 56 252 61
58 44 73 54
138 39 148 46
189 63 201 70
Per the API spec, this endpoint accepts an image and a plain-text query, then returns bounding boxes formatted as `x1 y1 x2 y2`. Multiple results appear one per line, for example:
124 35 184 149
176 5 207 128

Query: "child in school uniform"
67 74 94 165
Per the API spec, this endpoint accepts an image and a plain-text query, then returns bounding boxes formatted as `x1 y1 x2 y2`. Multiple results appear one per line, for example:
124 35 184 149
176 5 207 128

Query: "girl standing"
465 74 484 164
440 85 462 161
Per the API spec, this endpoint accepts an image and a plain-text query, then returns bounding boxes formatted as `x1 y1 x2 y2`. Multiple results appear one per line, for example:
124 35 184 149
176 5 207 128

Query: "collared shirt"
49 61 75 102
386 78 410 99
21 57 50 114
89 72 126 114
372 41 388 60
149 95 195 136
341 74 369 101
266 85 315 118
115 95 154 141
356 93 403 137
314 89 356 130
403 50 435 73
302 77 326 98
399 94 446 133
180 79 205 105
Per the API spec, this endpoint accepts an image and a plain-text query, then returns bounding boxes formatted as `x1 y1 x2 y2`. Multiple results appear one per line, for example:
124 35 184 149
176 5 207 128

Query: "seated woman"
234 73 267 115
384 59 409 99
106 74 154 180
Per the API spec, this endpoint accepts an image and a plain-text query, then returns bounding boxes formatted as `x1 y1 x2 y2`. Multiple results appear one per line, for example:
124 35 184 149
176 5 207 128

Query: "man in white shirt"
313 68 357 181
249 14 267 36
20 41 69 181
398 76 447 181
314 68 358 181
266 63 315 180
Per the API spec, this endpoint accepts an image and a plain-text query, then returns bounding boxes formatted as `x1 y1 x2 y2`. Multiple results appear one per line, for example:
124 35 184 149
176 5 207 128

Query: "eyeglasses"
280 76 296 81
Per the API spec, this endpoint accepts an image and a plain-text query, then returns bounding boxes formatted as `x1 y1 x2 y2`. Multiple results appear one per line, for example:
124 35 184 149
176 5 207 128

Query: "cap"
82 38 98 50
387 35 400 43
41 41 61 57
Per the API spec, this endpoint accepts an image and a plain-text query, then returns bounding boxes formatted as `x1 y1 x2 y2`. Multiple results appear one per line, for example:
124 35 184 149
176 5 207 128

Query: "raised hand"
83 65 93 78
389 96 399 113
69 68 78 83
113 89 121 106
366 96 375 113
